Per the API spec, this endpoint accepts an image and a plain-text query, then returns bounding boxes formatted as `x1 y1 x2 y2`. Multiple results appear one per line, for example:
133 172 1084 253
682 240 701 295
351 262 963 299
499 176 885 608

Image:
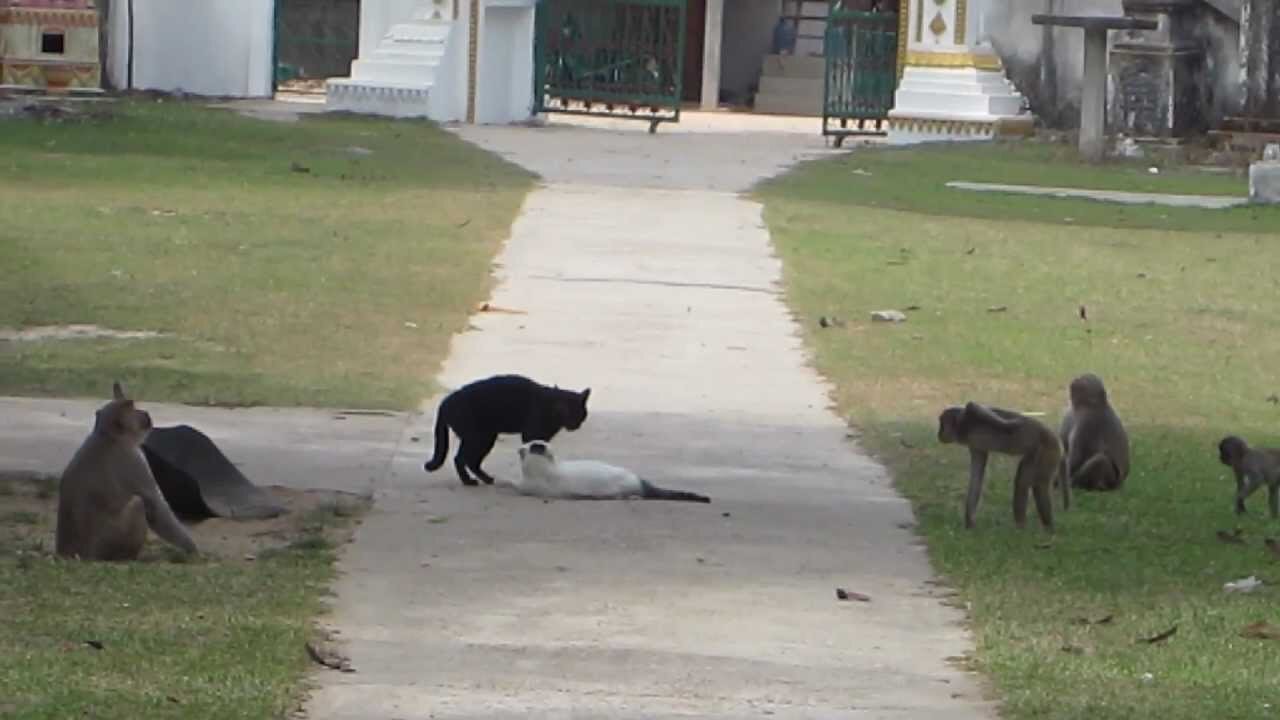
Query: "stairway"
751 0 828 116
753 53 825 116
326 2 452 119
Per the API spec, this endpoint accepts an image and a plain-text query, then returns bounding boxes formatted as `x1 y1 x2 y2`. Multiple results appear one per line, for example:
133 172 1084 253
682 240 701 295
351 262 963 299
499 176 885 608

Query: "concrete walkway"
300 122 995 719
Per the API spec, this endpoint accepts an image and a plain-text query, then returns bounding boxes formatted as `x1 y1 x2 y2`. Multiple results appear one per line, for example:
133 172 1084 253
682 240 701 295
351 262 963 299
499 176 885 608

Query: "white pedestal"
887 0 1034 144
326 1 454 119
888 64 1032 143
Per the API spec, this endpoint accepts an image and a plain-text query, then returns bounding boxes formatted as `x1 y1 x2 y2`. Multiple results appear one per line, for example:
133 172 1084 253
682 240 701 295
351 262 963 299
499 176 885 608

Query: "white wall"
720 0 778 105
475 0 535 124
106 0 273 97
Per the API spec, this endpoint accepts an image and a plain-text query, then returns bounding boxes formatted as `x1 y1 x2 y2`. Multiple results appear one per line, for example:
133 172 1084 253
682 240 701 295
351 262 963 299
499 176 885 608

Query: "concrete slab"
946 180 1249 209
0 396 409 495
1249 161 1280 204
302 124 996 719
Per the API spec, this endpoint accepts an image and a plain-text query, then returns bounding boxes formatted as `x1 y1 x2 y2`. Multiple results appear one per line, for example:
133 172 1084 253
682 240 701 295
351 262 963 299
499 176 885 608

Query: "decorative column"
700 0 723 110
1239 0 1278 117
888 0 1033 143
1107 0 1207 140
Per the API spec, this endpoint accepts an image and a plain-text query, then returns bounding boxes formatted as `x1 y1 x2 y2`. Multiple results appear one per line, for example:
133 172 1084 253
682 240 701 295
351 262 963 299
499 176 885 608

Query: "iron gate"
822 7 898 146
273 0 361 92
533 0 687 133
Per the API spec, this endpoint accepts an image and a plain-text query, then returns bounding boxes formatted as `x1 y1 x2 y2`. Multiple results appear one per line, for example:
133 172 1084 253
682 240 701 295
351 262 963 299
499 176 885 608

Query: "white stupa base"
324 4 452 120
888 66 1034 145
326 80 434 118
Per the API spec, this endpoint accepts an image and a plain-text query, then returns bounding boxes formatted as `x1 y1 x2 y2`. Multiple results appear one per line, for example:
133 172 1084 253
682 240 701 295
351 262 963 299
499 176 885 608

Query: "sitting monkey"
938 402 1064 531
1058 373 1130 492
55 382 198 561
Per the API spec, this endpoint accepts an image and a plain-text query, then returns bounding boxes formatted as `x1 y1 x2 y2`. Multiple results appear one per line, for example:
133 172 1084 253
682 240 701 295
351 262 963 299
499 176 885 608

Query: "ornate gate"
822 7 898 146
273 0 360 92
533 0 687 133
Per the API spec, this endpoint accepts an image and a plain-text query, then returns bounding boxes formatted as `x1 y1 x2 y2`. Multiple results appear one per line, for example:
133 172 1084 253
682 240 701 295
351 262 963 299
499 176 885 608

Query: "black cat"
423 374 591 486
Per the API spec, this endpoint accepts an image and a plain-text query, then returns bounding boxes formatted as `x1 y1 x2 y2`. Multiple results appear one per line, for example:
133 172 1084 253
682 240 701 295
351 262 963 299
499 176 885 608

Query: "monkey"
1058 373 1130 492
937 401 1064 531
55 382 198 561
1217 435 1280 519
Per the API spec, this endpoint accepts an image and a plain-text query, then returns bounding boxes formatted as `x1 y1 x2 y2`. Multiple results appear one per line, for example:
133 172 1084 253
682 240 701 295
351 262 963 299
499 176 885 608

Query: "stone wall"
983 0 1242 129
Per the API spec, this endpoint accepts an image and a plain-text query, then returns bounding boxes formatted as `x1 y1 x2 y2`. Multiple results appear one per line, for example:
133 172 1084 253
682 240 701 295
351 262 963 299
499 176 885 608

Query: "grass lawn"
0 99 535 409
757 142 1280 719
0 100 532 718
0 472 370 720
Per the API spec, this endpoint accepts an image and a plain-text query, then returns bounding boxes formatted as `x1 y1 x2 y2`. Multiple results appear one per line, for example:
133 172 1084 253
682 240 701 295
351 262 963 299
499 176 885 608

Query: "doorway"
682 0 705 102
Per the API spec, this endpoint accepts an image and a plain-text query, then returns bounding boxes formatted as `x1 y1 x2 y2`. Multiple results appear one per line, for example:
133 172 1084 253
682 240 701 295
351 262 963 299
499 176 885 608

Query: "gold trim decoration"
928 11 946 36
0 7 100 27
466 0 479 123
905 49 1002 71
887 115 1033 138
899 0 910 83
953 0 966 45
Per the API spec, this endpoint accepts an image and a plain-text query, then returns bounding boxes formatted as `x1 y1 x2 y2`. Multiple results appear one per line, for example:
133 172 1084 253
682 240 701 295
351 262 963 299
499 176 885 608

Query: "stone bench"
1030 15 1157 162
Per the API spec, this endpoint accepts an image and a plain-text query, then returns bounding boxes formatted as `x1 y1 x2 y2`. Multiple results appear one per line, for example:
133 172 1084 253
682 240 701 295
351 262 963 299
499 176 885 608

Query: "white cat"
514 441 710 503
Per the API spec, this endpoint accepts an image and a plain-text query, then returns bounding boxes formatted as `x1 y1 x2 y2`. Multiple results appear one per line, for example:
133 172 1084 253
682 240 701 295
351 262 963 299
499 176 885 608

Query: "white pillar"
1078 26 1107 162
699 0 723 110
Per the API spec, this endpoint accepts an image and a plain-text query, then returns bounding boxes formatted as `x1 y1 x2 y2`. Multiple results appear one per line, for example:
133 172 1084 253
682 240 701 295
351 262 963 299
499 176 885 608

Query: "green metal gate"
533 0 687 133
273 0 361 92
822 7 898 146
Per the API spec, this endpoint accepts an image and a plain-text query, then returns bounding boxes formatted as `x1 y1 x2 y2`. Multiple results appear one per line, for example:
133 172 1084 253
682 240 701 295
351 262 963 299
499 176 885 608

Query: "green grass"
0 475 370 719
790 141 1277 232
0 99 535 409
757 142 1280 719
0 542 337 719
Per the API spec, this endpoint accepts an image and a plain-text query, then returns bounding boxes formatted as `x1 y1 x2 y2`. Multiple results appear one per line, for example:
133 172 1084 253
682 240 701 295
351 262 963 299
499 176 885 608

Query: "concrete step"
758 75 824 97
753 92 822 116
759 53 826 80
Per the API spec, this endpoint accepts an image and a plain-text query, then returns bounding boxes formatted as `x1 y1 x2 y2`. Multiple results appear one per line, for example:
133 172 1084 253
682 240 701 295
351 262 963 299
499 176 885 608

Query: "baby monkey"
938 402 1064 531
1218 435 1280 519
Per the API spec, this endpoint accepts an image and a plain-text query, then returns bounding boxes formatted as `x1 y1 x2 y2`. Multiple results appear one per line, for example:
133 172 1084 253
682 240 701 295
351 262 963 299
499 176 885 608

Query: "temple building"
0 0 101 92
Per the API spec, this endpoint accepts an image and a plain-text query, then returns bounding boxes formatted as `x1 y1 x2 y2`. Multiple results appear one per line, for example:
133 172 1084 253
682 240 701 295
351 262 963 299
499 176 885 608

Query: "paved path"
302 122 995 719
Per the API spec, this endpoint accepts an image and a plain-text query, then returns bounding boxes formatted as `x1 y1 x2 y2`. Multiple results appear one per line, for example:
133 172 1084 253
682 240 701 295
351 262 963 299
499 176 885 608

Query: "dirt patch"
0 470 370 562
0 325 166 343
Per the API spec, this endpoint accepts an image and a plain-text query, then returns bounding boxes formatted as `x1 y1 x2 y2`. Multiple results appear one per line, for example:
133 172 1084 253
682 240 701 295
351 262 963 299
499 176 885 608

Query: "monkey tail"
640 479 711 503
423 402 451 472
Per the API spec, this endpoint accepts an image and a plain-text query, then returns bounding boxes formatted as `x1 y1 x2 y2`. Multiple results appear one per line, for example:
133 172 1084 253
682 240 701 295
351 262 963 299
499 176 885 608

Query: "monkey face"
1069 374 1108 408
937 407 964 444
1219 436 1245 466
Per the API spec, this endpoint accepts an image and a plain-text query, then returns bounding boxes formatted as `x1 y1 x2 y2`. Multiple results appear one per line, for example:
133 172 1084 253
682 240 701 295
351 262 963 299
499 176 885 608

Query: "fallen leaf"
903 304 922 311
1078 305 1088 321
1217 529 1246 545
306 641 354 673
1061 644 1087 655
1240 621 1280 640
1072 614 1114 626
835 588 871 602
456 218 472 228
1265 538 1280 559
1268 395 1280 405
964 247 975 255
1138 625 1177 644
290 162 311 174
721 512 731 518
987 305 1008 313
84 640 104 650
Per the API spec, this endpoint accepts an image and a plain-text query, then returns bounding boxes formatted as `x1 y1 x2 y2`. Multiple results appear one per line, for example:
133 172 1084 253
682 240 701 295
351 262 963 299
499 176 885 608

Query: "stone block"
1249 161 1280 204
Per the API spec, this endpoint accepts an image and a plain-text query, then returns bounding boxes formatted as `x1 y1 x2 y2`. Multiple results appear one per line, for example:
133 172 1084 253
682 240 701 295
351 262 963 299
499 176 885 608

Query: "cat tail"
423 406 450 472
639 479 711 503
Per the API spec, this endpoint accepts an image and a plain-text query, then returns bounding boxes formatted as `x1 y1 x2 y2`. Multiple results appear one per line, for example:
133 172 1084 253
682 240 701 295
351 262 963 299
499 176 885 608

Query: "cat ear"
112 381 126 400
580 388 591 402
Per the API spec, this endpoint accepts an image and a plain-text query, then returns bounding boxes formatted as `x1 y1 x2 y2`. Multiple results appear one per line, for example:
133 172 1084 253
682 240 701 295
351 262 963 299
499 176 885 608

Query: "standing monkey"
937 402 1064 531
56 382 198 561
1217 435 1280 519
1058 373 1130 492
